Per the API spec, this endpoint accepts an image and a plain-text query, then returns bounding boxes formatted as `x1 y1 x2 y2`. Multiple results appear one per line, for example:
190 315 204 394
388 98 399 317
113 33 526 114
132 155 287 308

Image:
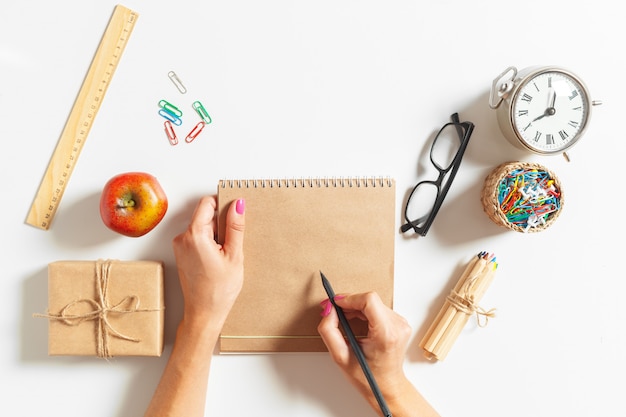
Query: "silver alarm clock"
489 66 601 159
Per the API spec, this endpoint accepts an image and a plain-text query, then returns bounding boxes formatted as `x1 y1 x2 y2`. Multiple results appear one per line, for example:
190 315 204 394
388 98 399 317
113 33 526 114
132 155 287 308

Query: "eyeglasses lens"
404 124 464 229
431 123 463 171
405 182 439 228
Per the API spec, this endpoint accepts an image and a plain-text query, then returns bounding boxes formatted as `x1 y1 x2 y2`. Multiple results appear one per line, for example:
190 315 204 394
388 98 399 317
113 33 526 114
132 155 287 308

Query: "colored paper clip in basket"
168 70 187 94
186 121 206 143
192 101 212 124
164 121 178 145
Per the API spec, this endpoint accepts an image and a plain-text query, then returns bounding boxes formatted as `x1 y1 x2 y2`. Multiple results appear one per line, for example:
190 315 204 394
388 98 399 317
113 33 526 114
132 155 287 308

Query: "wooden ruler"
26 5 139 230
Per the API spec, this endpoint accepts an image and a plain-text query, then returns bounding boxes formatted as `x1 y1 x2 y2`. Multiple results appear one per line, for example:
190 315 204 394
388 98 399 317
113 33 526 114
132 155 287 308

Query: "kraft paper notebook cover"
217 177 395 353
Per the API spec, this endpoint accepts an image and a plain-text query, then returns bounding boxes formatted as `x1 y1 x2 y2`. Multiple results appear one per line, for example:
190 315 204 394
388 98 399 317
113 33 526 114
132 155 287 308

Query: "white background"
1 1 624 416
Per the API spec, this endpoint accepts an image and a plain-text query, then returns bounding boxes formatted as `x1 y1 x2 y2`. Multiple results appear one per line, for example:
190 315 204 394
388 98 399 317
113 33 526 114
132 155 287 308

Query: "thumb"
222 198 245 257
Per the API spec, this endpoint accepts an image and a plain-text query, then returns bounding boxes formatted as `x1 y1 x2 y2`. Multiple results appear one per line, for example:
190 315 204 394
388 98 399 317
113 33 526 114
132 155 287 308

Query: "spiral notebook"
217 177 396 353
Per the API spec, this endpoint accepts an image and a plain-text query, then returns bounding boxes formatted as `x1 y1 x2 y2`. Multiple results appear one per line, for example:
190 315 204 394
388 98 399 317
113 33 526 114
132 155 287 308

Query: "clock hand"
547 88 556 109
532 106 557 122
532 89 557 122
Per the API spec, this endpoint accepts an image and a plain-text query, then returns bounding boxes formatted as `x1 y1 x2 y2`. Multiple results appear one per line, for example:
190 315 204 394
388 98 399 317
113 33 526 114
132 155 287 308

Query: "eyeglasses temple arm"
450 113 464 141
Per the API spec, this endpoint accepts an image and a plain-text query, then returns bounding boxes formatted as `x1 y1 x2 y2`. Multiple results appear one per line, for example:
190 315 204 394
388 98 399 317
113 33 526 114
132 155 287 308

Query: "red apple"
99 172 168 237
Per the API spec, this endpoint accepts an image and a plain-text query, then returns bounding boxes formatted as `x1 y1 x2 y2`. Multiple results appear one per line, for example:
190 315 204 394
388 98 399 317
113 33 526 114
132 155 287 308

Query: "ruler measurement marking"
26 5 138 230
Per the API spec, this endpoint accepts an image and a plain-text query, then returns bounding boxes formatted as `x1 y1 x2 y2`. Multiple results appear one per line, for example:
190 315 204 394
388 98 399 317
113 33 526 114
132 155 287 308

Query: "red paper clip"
185 121 206 143
164 120 178 145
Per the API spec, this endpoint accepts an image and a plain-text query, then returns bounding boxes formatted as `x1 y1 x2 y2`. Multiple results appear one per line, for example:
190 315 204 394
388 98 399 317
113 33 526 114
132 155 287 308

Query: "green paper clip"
158 99 183 118
192 101 212 124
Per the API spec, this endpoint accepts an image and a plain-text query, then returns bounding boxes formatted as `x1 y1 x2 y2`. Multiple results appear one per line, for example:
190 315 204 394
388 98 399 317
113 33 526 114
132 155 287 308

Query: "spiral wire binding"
219 177 394 189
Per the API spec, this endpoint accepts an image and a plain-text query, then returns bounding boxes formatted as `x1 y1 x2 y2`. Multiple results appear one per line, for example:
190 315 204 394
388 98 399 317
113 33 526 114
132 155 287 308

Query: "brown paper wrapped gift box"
42 260 165 357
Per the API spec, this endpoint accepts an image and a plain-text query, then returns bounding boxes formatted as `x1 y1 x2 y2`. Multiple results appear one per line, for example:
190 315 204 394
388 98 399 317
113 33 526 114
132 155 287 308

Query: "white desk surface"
2 1 624 416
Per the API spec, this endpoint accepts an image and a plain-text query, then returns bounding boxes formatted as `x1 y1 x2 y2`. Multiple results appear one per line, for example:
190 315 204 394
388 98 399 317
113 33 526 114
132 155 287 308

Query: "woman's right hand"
318 291 440 417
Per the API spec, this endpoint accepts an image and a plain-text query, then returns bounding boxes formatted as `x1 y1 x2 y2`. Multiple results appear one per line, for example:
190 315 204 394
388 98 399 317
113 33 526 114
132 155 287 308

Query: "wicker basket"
481 161 564 233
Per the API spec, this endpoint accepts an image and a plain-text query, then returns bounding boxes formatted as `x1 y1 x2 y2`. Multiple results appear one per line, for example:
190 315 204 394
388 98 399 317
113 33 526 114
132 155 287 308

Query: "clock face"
512 70 589 153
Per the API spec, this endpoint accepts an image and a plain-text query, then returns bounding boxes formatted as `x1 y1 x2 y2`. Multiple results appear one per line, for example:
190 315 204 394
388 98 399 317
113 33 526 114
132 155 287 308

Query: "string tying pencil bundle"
420 251 498 361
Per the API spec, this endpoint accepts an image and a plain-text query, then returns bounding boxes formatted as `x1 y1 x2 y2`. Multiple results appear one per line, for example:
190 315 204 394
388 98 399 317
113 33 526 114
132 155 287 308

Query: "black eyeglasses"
401 113 474 237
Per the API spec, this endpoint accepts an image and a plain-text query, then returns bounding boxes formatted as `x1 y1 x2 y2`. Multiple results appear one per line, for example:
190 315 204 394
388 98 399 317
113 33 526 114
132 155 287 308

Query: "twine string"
446 276 496 328
35 259 160 358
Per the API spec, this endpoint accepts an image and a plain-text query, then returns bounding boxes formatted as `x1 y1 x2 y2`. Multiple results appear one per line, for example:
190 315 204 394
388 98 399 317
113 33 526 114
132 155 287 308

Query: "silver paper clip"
186 121 206 143
168 71 187 94
164 121 178 145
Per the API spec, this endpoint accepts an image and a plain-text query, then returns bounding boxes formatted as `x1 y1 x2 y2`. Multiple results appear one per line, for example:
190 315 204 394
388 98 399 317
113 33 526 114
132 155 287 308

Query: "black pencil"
320 271 392 417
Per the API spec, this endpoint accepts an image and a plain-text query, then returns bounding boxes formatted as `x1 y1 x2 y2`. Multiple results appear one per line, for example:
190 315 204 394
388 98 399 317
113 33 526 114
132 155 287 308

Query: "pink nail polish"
334 295 346 301
236 198 245 214
320 299 332 317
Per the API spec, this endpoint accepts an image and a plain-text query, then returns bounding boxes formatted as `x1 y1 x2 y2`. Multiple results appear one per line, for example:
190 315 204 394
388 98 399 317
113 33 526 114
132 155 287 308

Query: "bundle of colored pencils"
420 251 498 361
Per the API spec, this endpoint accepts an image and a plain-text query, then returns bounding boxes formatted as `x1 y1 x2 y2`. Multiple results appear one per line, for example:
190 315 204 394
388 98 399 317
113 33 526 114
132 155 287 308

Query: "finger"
317 304 351 365
173 196 217 251
189 195 218 233
222 198 245 258
334 292 387 325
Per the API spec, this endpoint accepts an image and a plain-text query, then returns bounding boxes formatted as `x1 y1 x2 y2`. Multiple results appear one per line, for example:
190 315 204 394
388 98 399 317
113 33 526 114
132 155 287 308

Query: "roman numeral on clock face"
521 93 533 103
546 134 554 145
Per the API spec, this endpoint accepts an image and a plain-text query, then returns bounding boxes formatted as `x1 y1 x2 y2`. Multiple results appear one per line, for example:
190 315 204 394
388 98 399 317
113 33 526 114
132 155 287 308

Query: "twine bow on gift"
35 259 161 358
